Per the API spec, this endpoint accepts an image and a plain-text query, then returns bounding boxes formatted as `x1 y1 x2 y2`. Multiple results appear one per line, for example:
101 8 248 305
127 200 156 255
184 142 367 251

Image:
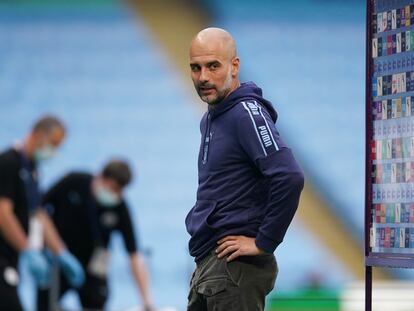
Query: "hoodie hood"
208 81 278 123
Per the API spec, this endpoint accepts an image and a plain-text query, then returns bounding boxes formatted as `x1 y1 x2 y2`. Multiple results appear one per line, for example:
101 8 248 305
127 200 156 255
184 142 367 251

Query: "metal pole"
364 0 373 309
365 265 372 311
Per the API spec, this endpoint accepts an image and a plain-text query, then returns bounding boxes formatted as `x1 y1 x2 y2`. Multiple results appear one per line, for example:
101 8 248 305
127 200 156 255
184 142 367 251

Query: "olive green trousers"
187 250 278 311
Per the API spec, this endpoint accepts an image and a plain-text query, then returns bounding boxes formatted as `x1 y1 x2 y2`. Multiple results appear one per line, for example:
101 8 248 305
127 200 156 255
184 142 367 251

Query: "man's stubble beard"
200 70 234 106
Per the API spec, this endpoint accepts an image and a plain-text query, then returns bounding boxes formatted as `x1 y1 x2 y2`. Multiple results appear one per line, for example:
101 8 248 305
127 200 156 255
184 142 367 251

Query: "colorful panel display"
369 0 414 260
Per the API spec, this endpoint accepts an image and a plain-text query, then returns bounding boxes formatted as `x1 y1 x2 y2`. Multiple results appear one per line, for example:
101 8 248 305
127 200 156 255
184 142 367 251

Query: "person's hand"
216 235 264 262
21 249 50 286
57 249 85 288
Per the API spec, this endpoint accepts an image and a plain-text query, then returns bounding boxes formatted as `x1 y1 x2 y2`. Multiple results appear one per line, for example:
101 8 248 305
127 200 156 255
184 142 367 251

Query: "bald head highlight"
190 27 237 61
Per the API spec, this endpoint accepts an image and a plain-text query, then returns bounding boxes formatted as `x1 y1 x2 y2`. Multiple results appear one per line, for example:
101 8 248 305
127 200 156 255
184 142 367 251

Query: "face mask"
34 145 56 163
94 184 120 208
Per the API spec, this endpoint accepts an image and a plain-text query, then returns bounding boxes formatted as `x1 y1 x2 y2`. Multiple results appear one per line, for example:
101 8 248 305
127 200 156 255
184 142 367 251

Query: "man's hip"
187 250 278 311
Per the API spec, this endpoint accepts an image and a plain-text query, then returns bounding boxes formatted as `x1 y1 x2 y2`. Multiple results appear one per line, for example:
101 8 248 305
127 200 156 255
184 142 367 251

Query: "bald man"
185 28 304 310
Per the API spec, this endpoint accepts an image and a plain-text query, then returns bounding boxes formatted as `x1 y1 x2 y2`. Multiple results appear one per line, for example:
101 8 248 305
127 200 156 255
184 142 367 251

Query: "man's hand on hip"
216 235 264 262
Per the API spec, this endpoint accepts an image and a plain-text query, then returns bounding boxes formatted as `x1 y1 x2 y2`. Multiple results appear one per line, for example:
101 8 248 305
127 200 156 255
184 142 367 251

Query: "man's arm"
38 174 86 288
0 197 28 251
0 158 28 251
216 153 304 261
36 208 85 287
119 205 154 309
253 149 304 253
0 197 52 285
217 101 304 261
129 252 153 309
35 208 65 254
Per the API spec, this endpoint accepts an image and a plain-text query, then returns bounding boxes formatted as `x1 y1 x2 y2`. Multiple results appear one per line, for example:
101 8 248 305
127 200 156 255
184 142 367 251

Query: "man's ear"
231 57 240 77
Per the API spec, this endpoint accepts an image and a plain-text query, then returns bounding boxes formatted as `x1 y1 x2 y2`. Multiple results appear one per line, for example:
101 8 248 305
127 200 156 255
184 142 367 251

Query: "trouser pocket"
227 254 277 290
197 278 241 311
225 254 278 311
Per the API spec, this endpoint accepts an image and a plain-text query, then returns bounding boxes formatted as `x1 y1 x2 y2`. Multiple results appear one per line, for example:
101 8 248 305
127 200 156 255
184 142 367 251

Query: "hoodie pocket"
185 200 218 235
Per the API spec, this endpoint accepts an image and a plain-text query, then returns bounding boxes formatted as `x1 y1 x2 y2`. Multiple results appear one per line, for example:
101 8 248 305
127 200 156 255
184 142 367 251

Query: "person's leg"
187 251 244 311
187 270 207 311
36 287 50 311
0 264 23 311
187 251 277 311
36 272 70 311
78 274 108 310
225 253 278 311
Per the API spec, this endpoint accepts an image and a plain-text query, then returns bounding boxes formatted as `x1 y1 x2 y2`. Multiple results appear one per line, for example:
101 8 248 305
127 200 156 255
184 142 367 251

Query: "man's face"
35 128 65 149
190 42 239 105
32 128 65 162
98 177 123 197
93 176 123 207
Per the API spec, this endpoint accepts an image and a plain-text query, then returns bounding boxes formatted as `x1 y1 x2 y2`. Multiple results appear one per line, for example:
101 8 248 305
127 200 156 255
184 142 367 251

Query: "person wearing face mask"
0 115 85 311
36 159 154 311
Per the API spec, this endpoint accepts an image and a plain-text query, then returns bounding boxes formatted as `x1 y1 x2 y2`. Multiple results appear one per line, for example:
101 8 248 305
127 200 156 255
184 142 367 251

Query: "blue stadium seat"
0 4 200 310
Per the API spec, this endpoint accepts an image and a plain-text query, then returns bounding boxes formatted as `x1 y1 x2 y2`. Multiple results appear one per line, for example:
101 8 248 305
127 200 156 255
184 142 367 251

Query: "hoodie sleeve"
237 100 304 253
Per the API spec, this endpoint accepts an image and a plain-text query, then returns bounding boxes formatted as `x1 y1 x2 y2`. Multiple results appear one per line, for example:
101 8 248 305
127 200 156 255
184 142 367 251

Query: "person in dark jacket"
186 27 304 311
36 160 153 311
0 116 84 311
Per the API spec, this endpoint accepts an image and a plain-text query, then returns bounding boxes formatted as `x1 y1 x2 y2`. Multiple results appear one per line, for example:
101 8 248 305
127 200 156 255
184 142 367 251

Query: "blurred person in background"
0 115 85 311
37 159 154 311
186 28 304 311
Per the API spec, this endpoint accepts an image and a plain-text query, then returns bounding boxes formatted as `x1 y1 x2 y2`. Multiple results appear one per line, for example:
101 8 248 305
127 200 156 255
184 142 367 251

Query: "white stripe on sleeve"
254 101 279 151
242 102 268 156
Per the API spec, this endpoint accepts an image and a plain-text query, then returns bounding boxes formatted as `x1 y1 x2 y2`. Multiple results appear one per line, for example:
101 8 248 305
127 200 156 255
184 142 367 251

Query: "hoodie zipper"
202 113 211 164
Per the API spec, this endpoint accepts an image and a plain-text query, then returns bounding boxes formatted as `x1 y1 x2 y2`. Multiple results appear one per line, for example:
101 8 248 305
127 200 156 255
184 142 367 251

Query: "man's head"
189 27 240 106
93 159 132 208
27 115 66 162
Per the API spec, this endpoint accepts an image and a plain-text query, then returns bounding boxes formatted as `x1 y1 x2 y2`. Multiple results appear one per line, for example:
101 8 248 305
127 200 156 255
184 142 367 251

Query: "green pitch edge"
267 289 340 311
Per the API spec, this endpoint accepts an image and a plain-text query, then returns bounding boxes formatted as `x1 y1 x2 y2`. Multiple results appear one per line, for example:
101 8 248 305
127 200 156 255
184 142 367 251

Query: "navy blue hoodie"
185 82 304 262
